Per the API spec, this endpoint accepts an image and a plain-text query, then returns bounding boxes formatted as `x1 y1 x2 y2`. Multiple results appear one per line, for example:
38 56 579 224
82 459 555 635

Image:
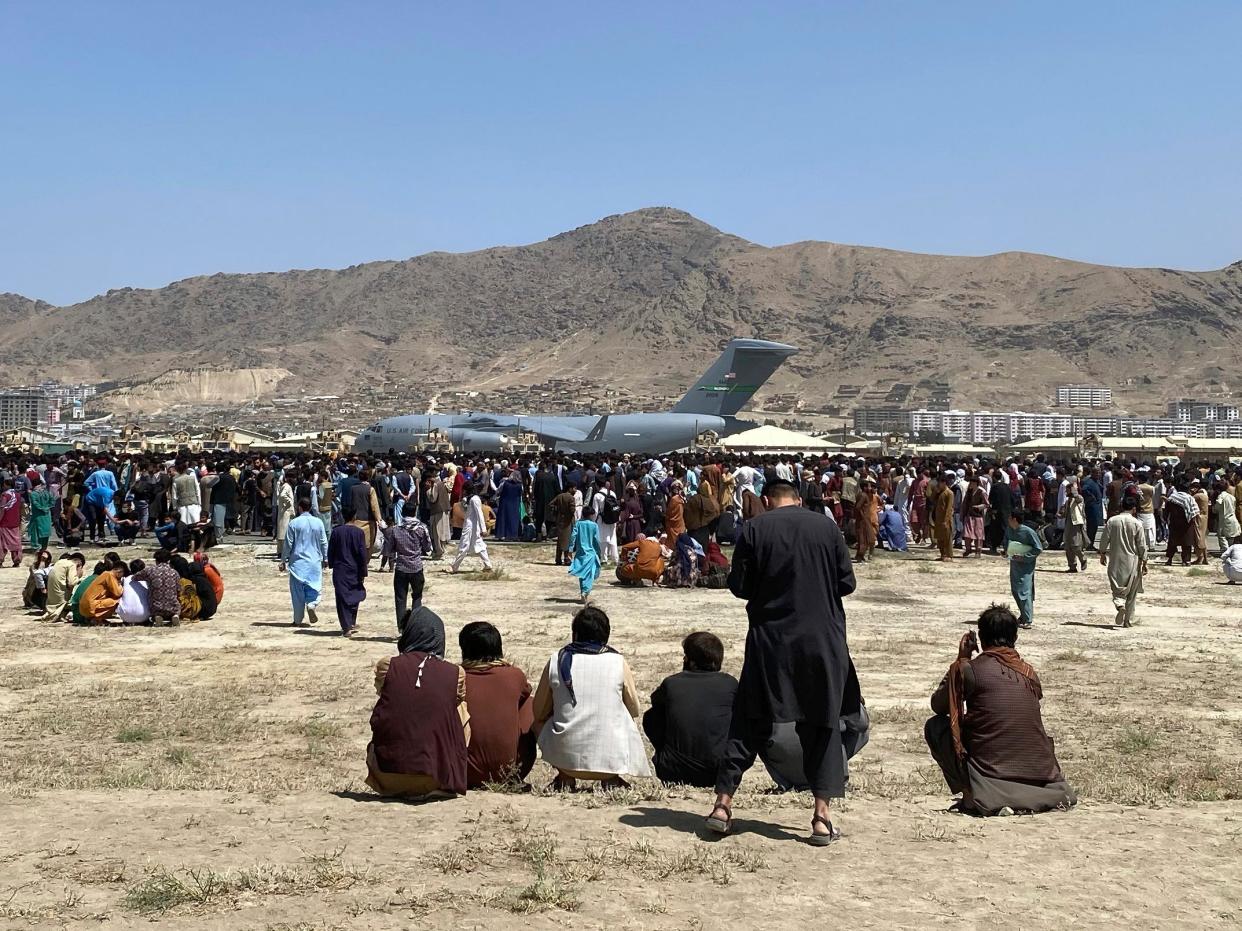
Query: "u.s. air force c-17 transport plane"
354 338 798 456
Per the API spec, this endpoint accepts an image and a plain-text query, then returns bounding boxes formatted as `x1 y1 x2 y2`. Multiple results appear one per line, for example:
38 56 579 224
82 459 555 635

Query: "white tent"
720 425 835 453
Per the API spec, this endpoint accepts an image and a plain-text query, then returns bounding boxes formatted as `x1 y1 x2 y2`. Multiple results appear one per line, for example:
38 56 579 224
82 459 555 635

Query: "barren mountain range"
2 207 1239 417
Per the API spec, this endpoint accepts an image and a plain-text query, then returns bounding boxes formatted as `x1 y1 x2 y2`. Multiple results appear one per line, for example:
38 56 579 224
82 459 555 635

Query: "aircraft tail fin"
672 338 798 418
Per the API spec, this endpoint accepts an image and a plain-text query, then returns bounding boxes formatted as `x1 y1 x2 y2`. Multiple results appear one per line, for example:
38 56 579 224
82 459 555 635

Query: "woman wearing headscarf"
396 603 445 657
170 554 217 621
666 533 704 588
532 606 649 791
367 636 468 800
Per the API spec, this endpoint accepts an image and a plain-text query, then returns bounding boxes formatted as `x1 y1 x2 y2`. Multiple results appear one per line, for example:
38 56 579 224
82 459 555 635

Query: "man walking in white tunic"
1099 492 1148 628
448 484 493 573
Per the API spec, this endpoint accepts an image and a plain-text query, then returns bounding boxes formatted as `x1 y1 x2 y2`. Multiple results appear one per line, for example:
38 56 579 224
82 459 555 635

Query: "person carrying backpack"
593 477 620 566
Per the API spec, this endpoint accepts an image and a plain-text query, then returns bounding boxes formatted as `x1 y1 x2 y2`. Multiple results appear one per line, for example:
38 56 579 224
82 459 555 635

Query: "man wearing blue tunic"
281 497 328 626
567 506 603 604
1005 510 1044 628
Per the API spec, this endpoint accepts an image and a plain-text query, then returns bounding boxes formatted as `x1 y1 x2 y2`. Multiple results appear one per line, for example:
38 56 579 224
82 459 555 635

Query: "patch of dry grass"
123 849 374 915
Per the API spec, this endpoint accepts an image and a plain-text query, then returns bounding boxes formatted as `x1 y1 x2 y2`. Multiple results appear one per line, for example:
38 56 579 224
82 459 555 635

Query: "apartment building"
1055 385 1113 408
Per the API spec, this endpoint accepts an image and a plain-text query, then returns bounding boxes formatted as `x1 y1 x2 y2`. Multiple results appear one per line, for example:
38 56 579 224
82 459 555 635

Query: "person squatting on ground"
925 604 1076 816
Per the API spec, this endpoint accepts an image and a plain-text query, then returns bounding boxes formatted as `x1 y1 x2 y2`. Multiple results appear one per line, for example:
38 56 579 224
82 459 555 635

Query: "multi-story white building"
1055 385 1113 408
909 407 1242 444
1167 399 1239 422
38 380 99 404
1206 421 1242 439
911 409 1074 443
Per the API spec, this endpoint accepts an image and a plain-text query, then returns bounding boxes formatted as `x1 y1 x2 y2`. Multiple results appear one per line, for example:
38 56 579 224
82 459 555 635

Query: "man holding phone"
924 605 1076 816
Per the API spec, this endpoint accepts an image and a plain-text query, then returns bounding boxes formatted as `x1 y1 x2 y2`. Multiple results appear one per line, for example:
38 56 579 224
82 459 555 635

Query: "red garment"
0 490 20 529
202 563 224 604
1025 477 1044 511
910 477 929 526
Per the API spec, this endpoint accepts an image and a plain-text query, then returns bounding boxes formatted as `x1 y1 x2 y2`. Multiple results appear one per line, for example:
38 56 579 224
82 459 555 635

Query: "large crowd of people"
3 443 1239 836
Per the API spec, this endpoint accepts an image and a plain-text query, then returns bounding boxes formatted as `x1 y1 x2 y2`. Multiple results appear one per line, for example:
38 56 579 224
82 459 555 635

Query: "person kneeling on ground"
925 604 1076 816
642 632 736 787
877 503 909 552
366 629 469 800
82 559 128 624
195 552 224 607
459 621 537 788
1223 540 1242 584
117 558 152 625
533 606 651 791
69 562 104 625
40 551 85 622
23 550 53 612
616 534 665 587
171 555 217 621
131 549 184 626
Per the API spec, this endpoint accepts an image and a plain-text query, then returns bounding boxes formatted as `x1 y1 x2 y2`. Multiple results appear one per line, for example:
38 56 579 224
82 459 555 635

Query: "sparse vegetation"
460 567 513 582
122 851 373 914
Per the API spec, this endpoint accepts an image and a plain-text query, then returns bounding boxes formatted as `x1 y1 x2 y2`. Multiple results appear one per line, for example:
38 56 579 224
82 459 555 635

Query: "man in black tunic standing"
706 479 857 845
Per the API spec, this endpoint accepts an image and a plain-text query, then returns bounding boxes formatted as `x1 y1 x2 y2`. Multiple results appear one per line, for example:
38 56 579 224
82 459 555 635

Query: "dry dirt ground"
2 538 1240 930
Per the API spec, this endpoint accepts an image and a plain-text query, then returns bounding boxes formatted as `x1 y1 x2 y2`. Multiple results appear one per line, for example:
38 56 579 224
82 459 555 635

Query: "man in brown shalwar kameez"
925 604 1076 816
932 476 956 561
550 486 578 566
1191 479 1211 565
853 476 879 563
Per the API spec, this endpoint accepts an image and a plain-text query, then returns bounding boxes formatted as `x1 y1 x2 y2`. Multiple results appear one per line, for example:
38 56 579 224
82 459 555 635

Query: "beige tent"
720 425 835 454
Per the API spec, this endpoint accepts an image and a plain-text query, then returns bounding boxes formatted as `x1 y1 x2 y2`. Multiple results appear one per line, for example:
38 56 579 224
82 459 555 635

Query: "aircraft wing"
446 414 592 443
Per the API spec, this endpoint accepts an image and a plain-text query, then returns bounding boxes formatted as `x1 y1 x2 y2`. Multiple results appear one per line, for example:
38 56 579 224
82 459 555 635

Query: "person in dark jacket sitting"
925 604 1076 816
642 632 737 787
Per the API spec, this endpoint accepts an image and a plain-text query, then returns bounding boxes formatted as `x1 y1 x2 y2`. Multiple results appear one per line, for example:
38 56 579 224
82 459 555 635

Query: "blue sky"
3 1 1240 305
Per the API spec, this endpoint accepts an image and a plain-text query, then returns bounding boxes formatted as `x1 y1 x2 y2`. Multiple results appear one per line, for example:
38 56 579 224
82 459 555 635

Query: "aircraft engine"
448 429 507 451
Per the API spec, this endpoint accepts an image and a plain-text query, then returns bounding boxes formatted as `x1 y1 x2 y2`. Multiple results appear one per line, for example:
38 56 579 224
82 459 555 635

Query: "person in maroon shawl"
327 522 368 637
925 604 1076 816
366 648 468 800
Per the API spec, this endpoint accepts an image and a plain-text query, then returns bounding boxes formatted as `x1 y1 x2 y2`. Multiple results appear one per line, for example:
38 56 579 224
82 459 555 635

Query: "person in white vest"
532 606 650 791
